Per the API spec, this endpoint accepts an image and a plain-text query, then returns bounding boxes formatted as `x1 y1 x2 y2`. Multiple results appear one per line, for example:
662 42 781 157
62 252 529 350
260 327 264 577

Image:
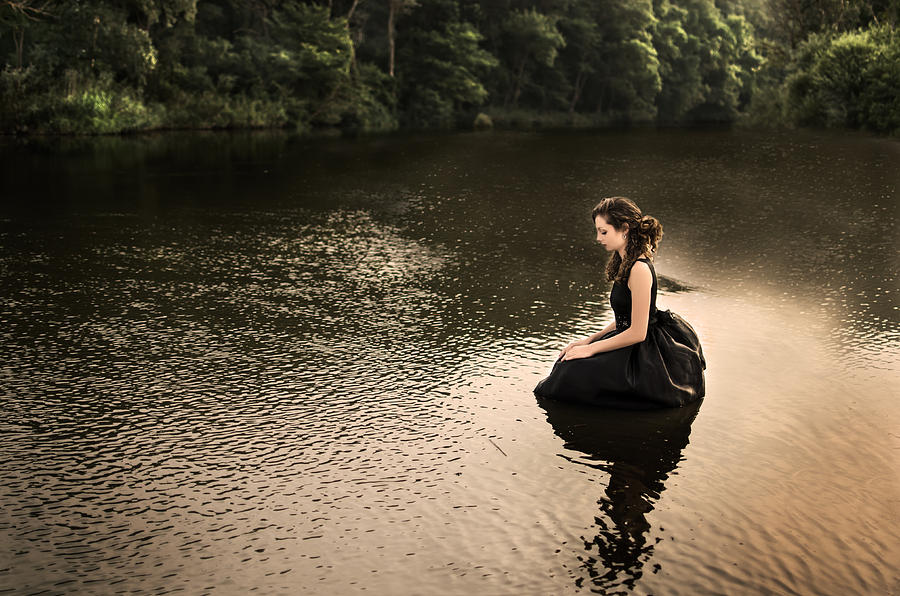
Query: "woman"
534 197 706 409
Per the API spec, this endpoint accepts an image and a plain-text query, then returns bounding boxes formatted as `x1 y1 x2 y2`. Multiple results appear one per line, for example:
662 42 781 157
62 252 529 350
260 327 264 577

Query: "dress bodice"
609 257 657 330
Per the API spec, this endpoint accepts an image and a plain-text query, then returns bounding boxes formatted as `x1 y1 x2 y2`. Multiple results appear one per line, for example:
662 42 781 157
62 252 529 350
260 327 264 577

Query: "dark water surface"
1 129 897 595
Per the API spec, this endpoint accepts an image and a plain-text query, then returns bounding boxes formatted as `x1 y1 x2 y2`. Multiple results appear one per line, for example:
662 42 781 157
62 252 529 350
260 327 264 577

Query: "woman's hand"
561 345 595 361
558 339 590 360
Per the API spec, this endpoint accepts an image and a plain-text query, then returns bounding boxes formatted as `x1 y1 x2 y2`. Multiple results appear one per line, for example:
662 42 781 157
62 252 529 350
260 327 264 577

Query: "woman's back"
609 258 657 332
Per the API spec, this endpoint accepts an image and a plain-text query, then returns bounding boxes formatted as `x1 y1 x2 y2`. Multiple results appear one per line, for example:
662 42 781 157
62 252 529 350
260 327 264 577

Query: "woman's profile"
534 197 705 409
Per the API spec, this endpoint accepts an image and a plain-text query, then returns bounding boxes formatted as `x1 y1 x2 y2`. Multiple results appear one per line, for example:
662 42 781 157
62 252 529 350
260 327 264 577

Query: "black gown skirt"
534 310 706 409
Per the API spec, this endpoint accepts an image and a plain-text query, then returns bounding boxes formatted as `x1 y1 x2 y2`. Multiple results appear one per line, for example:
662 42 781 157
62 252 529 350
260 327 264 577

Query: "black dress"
534 258 706 409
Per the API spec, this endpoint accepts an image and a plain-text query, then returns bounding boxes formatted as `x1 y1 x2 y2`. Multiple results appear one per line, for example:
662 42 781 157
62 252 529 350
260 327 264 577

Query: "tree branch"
1 0 52 20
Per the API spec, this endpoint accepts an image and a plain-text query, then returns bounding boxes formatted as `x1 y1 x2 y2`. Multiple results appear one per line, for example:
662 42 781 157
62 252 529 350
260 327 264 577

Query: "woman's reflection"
538 397 702 592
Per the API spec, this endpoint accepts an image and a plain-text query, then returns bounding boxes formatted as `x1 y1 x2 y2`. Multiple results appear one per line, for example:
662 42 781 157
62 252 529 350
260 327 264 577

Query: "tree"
785 25 900 132
767 0 897 47
557 7 603 113
589 0 661 121
653 0 759 123
387 0 416 76
396 0 496 126
0 0 49 69
501 8 565 108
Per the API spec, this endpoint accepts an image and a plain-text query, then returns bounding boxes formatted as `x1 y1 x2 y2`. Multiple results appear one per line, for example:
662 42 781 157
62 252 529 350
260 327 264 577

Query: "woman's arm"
587 321 617 343
557 320 617 360
562 262 652 360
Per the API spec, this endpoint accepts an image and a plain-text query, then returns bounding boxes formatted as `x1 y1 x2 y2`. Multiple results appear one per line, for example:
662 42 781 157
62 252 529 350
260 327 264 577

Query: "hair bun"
638 214 663 252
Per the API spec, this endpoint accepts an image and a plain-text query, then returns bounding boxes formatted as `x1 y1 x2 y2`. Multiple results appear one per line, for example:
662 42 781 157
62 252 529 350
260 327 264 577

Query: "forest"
0 0 897 135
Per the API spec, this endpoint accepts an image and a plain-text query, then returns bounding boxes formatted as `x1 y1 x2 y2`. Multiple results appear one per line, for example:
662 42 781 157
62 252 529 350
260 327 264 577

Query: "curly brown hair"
591 197 664 283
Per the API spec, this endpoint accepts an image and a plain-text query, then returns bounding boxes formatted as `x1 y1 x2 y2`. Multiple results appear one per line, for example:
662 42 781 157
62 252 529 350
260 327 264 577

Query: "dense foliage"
0 0 896 134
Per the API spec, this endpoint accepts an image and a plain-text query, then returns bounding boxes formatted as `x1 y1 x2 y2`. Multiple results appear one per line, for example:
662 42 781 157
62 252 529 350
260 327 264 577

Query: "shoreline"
2 117 892 140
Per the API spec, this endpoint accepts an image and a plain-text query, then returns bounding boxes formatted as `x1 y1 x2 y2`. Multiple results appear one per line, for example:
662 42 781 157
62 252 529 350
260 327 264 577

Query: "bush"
785 26 900 133
334 64 398 132
403 86 455 128
0 66 36 132
473 112 493 129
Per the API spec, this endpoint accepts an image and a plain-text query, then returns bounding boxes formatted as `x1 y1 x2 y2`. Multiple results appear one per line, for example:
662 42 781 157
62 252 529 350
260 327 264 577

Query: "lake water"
1 129 897 595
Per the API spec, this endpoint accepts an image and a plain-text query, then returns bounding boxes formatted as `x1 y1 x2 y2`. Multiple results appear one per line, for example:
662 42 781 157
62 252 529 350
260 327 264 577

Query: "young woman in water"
533 197 706 409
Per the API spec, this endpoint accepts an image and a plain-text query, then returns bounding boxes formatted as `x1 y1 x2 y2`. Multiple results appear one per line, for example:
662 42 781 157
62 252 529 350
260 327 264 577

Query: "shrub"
785 26 900 133
473 112 493 129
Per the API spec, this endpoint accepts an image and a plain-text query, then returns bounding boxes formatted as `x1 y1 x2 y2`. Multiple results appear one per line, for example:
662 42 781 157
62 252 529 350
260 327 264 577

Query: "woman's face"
594 215 627 254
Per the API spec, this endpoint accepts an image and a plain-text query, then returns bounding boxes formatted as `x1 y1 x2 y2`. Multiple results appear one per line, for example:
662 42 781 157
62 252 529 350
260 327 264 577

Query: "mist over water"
1 129 897 595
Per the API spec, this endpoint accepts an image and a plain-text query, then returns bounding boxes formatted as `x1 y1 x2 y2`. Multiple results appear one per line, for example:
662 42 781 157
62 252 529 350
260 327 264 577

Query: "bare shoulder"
627 260 653 289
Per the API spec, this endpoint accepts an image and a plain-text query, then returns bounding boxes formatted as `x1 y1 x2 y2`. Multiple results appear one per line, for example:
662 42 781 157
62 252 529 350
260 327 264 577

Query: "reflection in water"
539 397 701 593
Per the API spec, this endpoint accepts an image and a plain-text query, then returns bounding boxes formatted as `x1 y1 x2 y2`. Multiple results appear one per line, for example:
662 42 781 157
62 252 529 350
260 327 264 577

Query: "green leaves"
0 0 894 134
786 25 900 132
652 0 759 123
503 9 565 68
396 0 497 126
